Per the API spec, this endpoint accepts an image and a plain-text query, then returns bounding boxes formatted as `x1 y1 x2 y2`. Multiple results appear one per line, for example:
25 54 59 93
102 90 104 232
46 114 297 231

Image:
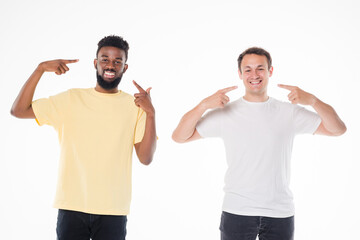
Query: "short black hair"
96 35 129 62
237 47 272 73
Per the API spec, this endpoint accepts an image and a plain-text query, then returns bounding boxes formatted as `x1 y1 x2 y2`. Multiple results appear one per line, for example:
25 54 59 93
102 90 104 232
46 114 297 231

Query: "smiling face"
238 54 273 102
94 46 128 93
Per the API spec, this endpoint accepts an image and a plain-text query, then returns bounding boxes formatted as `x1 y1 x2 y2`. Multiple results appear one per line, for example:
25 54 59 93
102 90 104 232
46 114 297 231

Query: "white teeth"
105 71 115 76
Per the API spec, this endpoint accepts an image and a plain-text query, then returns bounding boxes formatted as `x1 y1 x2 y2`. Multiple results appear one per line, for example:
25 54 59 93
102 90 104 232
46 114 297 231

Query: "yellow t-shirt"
32 88 146 215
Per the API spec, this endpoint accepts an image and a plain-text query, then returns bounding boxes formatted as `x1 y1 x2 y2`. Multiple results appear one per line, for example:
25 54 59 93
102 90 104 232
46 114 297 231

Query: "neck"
95 84 119 94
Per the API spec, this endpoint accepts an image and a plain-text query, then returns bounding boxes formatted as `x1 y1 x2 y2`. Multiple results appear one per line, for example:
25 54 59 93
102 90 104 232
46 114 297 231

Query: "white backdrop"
1 0 359 239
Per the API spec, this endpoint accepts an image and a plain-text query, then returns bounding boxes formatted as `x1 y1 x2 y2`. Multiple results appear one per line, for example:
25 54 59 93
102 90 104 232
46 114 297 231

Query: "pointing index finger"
278 84 295 91
220 86 238 93
63 59 79 64
133 80 146 93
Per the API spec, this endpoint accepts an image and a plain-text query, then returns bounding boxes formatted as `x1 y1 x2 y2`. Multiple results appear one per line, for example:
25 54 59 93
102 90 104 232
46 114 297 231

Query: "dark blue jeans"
220 211 294 240
56 209 127 240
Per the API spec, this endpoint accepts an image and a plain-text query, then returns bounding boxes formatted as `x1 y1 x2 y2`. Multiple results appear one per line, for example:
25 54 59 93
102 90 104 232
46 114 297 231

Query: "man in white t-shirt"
172 47 346 240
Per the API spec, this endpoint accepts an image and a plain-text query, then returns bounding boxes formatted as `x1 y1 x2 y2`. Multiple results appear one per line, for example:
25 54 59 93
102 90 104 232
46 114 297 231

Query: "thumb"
146 87 152 95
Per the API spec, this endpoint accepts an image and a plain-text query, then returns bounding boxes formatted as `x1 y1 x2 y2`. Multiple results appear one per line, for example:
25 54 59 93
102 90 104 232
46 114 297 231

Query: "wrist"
145 109 155 118
310 95 319 107
198 100 209 112
36 63 46 73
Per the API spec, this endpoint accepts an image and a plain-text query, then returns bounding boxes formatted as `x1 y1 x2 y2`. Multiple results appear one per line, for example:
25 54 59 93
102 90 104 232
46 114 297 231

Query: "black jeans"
56 209 127 240
220 211 294 240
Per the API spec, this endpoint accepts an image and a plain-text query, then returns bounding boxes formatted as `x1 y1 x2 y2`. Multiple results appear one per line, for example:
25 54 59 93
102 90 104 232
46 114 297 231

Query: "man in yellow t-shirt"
11 35 157 240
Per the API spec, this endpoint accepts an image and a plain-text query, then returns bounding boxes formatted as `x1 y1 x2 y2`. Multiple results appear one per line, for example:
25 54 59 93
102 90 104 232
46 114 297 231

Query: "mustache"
104 69 116 73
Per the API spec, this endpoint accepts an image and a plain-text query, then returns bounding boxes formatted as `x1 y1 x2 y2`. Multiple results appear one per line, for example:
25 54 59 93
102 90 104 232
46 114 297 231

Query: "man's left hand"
133 80 155 116
278 84 317 106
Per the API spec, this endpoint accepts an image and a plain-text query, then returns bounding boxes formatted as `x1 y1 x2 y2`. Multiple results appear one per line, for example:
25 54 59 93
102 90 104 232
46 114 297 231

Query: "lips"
249 80 262 85
104 70 116 79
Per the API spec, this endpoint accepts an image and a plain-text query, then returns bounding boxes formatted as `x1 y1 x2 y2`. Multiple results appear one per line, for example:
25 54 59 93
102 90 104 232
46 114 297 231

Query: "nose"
250 70 259 79
106 61 115 69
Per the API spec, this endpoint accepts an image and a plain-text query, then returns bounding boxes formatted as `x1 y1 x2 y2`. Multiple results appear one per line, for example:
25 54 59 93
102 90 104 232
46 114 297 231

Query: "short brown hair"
237 47 272 73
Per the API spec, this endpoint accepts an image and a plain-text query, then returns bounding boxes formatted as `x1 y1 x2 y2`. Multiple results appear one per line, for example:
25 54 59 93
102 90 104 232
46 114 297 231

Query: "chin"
96 73 122 90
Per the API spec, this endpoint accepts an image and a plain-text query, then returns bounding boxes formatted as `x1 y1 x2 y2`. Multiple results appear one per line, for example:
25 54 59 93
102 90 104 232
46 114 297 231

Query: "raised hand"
133 80 155 116
38 59 79 75
11 59 79 119
200 86 238 110
278 84 317 106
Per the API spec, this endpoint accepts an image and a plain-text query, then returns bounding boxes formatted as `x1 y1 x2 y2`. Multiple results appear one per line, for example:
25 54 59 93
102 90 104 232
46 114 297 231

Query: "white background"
1 0 359 239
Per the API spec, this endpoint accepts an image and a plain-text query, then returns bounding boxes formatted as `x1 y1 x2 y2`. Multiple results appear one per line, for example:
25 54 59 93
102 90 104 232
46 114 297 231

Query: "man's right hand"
11 59 79 119
38 59 79 75
172 85 238 143
199 86 238 111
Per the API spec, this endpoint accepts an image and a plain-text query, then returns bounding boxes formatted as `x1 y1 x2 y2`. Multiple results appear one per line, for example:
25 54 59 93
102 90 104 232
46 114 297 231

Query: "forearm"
136 114 157 165
11 65 44 118
172 103 207 143
172 86 236 142
312 97 347 135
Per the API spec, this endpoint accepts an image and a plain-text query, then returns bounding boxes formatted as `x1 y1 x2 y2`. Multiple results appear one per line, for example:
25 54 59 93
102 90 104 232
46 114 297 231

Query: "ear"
238 69 243 80
94 59 98 69
269 66 274 77
122 64 129 74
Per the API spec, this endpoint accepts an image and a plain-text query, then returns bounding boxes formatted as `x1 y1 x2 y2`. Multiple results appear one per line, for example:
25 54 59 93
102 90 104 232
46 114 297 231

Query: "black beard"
96 72 123 90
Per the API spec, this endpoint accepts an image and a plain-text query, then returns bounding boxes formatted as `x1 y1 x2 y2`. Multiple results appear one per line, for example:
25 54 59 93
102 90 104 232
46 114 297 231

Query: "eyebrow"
244 64 265 68
100 55 123 60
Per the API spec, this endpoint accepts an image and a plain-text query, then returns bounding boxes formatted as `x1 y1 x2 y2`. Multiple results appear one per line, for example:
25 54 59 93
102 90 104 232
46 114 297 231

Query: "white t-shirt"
196 97 321 218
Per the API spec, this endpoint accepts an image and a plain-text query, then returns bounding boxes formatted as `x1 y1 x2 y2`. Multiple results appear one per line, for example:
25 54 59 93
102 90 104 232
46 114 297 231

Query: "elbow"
335 124 347 136
10 107 21 118
330 124 347 136
139 149 155 166
172 132 186 143
135 142 156 166
10 104 32 119
10 108 16 117
140 157 153 166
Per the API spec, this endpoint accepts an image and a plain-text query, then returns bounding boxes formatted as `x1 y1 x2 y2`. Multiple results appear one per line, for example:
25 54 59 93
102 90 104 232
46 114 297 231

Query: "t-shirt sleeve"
32 91 68 129
134 108 146 144
196 108 223 138
293 105 322 135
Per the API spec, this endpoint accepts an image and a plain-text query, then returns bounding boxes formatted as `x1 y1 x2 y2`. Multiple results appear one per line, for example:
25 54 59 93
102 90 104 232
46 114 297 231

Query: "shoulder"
54 88 87 97
202 98 242 120
270 97 290 106
118 91 141 112
68 88 97 96
223 98 243 111
119 90 135 100
46 89 76 100
270 98 316 119
118 91 138 109
68 88 87 93
53 88 90 100
227 98 243 107
269 97 296 110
